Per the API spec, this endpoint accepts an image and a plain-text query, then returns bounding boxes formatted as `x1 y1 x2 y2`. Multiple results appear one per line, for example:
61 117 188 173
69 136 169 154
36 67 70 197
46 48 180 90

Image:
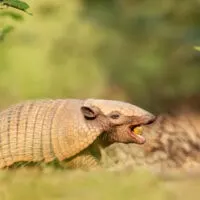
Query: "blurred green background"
1 0 200 113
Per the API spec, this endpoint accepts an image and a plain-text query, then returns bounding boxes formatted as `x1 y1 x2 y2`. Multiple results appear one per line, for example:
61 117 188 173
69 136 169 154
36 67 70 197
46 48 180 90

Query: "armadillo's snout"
144 114 157 125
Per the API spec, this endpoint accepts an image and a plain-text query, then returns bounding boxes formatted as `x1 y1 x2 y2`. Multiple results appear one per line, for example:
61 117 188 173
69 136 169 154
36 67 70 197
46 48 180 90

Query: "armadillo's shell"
0 99 102 168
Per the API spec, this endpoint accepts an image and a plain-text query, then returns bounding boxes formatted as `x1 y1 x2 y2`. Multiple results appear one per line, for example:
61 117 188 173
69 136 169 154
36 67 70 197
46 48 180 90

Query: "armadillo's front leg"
62 152 100 170
61 144 102 170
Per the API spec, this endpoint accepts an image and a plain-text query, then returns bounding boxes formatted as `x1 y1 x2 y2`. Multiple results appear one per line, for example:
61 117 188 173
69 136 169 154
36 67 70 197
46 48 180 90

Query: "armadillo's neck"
96 132 115 148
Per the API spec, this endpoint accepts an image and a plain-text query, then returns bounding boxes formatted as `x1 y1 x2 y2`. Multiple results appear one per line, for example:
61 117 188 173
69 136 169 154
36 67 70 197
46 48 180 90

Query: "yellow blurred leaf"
194 46 200 51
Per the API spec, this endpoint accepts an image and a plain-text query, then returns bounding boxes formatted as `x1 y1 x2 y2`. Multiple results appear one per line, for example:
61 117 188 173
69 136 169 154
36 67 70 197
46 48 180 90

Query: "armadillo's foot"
60 142 102 171
61 156 101 171
61 151 101 171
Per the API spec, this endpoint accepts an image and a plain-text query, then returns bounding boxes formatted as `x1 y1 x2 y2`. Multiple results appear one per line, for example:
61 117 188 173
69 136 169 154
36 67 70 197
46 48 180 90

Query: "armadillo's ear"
81 106 100 119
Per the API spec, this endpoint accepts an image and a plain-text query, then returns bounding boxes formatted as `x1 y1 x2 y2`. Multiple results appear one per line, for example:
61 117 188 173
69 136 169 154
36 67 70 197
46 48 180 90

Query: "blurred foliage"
0 0 200 112
0 168 199 200
0 169 185 200
84 0 200 112
0 0 31 41
0 0 108 109
0 24 14 40
0 0 30 13
195 46 200 51
0 11 23 21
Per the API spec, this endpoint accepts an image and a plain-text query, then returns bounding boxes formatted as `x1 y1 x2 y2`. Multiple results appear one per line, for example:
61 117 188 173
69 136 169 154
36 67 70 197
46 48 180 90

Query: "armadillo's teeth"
132 126 143 135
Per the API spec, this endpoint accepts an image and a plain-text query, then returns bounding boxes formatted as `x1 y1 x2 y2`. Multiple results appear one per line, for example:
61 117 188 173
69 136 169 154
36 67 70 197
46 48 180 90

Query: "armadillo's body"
0 99 100 168
0 98 155 169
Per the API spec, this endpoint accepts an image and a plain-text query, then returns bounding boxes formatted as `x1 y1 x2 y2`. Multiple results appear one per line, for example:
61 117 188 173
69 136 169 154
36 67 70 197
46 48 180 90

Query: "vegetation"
0 0 31 40
0 168 199 200
0 0 200 112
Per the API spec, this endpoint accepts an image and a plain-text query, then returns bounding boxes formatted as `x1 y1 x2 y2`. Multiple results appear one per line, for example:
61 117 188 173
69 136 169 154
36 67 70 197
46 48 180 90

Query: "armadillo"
0 98 155 169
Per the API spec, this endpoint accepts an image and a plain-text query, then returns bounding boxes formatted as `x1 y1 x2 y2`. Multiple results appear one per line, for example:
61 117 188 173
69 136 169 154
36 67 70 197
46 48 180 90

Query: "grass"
0 167 199 200
0 168 167 200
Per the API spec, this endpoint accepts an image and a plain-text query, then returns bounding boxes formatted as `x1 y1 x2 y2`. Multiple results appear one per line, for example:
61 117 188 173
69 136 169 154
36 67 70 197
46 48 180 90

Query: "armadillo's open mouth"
129 125 146 144
129 115 156 144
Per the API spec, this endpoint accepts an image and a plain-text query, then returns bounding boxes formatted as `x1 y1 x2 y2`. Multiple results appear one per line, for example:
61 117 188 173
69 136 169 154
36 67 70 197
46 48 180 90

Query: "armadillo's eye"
110 113 120 119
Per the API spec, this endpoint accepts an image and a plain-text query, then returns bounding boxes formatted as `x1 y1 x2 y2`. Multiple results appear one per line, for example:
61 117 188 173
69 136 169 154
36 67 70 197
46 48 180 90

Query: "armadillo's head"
81 99 156 146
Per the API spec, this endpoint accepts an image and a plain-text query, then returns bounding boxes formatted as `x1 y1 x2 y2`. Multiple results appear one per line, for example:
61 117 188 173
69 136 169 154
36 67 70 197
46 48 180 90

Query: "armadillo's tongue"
134 134 146 144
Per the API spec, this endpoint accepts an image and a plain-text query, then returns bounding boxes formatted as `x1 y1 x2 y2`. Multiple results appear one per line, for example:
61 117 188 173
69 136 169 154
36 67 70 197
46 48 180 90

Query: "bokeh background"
1 0 200 114
1 0 200 200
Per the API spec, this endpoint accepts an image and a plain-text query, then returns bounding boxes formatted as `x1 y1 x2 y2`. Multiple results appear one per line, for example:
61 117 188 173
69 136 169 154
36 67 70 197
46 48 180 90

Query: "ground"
0 167 200 200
